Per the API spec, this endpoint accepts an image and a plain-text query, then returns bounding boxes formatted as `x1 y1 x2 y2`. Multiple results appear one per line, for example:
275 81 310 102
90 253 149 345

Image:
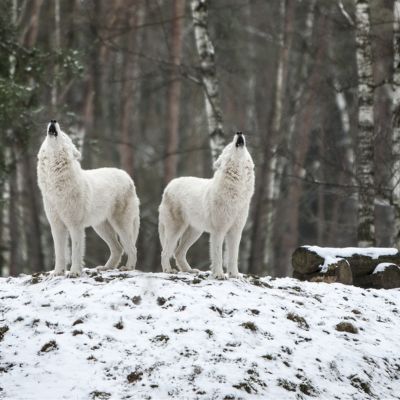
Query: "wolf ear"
73 147 82 161
65 133 82 160
213 157 221 170
213 152 225 170
213 143 231 170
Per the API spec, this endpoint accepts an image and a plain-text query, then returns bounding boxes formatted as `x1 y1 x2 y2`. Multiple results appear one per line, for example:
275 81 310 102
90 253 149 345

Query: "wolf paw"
187 268 200 274
212 271 226 280
96 265 113 271
49 269 65 277
118 265 134 271
163 267 178 274
66 270 82 278
178 266 199 274
228 272 241 279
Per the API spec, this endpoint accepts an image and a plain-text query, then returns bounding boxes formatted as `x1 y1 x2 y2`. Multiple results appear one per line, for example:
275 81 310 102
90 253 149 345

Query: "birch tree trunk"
164 0 185 184
264 15 285 265
191 0 225 163
119 4 144 177
328 16 354 180
327 11 356 244
392 0 400 247
335 90 354 173
355 0 376 246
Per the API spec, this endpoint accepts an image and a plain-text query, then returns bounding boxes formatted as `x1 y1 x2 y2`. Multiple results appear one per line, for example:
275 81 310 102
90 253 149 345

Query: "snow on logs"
292 246 400 289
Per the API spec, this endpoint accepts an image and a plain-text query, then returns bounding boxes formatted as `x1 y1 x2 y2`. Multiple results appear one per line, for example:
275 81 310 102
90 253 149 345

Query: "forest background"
1 0 399 278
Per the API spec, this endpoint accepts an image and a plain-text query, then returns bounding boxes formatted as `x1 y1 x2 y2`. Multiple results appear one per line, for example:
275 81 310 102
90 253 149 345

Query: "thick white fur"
158 134 255 279
37 122 140 277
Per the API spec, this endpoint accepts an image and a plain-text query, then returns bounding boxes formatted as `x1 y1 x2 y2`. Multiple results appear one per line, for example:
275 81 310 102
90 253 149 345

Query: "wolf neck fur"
212 159 250 201
42 145 84 196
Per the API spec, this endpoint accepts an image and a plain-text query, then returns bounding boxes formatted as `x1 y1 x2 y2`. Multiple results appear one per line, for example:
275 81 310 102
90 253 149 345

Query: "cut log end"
293 259 353 286
292 246 400 289
291 247 324 275
355 265 400 289
333 259 353 285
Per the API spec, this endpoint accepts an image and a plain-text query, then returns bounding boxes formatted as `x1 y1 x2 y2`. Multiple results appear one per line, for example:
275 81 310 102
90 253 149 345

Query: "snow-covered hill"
0 270 399 400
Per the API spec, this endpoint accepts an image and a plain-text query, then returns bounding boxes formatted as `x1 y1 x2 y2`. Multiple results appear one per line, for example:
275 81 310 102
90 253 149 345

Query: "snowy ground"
0 270 399 400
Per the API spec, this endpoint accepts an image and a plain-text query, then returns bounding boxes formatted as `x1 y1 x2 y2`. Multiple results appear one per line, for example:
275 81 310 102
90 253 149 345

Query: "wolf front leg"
68 226 85 277
49 217 68 276
226 213 247 278
225 226 243 278
210 232 225 279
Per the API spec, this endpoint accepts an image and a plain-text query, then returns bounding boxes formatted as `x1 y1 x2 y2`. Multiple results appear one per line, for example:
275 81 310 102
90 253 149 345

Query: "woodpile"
292 246 400 289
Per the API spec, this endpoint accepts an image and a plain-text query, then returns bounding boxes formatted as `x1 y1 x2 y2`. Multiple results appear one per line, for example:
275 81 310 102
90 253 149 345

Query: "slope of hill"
0 270 399 400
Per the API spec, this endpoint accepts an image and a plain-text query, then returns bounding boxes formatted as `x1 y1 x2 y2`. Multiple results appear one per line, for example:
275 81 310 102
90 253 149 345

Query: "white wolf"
159 132 255 279
37 120 140 277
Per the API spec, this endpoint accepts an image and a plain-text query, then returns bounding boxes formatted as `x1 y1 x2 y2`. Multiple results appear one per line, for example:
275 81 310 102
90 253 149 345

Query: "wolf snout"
235 132 245 147
48 120 58 136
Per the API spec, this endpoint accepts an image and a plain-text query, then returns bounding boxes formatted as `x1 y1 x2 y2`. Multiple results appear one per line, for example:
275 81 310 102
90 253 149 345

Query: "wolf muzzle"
235 132 245 147
48 120 58 136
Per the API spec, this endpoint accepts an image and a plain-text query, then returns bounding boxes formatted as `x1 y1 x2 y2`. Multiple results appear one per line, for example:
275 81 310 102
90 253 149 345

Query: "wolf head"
44 120 81 161
213 132 252 171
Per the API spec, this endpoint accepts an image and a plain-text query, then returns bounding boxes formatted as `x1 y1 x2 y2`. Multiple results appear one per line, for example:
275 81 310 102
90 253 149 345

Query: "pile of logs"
292 246 400 289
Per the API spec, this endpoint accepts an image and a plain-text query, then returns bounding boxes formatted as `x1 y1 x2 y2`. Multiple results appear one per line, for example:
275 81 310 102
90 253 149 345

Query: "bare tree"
119 2 145 177
263 0 291 269
8 155 20 276
22 155 44 272
392 0 400 247
191 0 225 163
8 0 21 276
51 0 60 110
164 0 186 184
278 1 320 277
21 0 45 272
248 0 294 275
355 0 375 246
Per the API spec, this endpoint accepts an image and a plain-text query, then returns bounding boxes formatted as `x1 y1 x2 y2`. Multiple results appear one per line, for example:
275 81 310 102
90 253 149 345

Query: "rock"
335 322 358 334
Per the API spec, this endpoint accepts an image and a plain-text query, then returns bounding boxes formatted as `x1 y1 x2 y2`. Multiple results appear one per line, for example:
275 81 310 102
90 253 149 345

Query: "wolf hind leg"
174 226 202 272
110 197 139 271
94 220 123 270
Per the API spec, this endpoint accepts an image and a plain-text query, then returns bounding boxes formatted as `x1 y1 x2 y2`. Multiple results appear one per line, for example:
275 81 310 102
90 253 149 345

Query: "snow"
0 270 399 400
303 246 398 273
373 263 400 274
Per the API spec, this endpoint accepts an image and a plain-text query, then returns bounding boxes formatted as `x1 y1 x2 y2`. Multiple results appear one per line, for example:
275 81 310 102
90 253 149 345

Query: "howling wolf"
37 120 140 277
159 132 255 279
